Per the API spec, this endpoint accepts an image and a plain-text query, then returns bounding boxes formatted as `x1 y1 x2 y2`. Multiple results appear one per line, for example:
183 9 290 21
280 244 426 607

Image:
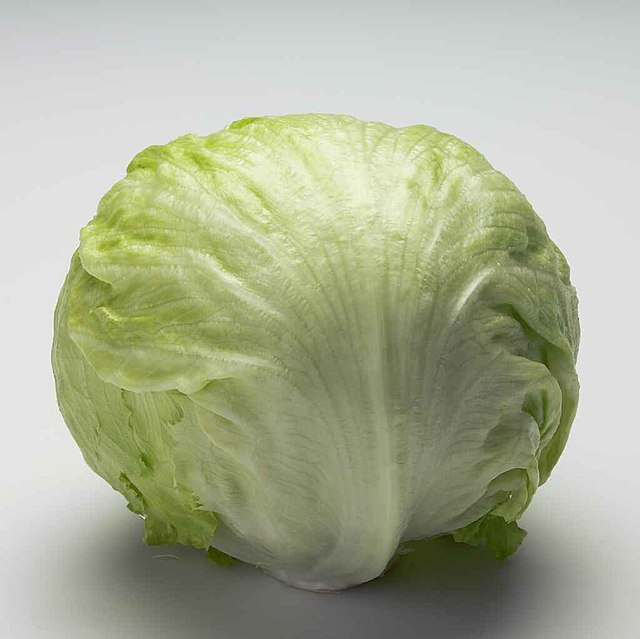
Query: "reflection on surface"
38 505 578 639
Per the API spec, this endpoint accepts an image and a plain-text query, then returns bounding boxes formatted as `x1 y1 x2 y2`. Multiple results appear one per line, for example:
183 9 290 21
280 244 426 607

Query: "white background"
2 1 639 637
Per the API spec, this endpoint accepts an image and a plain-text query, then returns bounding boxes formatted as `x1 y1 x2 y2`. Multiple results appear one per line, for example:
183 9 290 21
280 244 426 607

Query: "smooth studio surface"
2 2 639 638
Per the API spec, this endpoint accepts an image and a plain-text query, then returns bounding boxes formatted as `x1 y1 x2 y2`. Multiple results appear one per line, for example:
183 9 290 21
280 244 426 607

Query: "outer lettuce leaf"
206 545 236 567
452 515 528 560
53 255 218 548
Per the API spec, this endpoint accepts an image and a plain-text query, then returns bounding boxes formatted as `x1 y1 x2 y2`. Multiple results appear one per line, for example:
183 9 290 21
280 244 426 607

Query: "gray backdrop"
2 1 638 637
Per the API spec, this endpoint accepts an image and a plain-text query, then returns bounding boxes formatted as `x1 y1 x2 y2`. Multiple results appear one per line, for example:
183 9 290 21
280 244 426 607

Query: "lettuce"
53 114 579 590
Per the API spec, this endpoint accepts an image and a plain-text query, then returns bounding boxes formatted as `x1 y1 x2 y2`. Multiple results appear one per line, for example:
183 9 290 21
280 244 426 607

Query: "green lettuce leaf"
452 514 528 560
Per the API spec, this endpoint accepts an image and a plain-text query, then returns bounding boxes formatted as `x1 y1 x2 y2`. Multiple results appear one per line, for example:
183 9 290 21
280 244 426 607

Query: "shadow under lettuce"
38 503 580 639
